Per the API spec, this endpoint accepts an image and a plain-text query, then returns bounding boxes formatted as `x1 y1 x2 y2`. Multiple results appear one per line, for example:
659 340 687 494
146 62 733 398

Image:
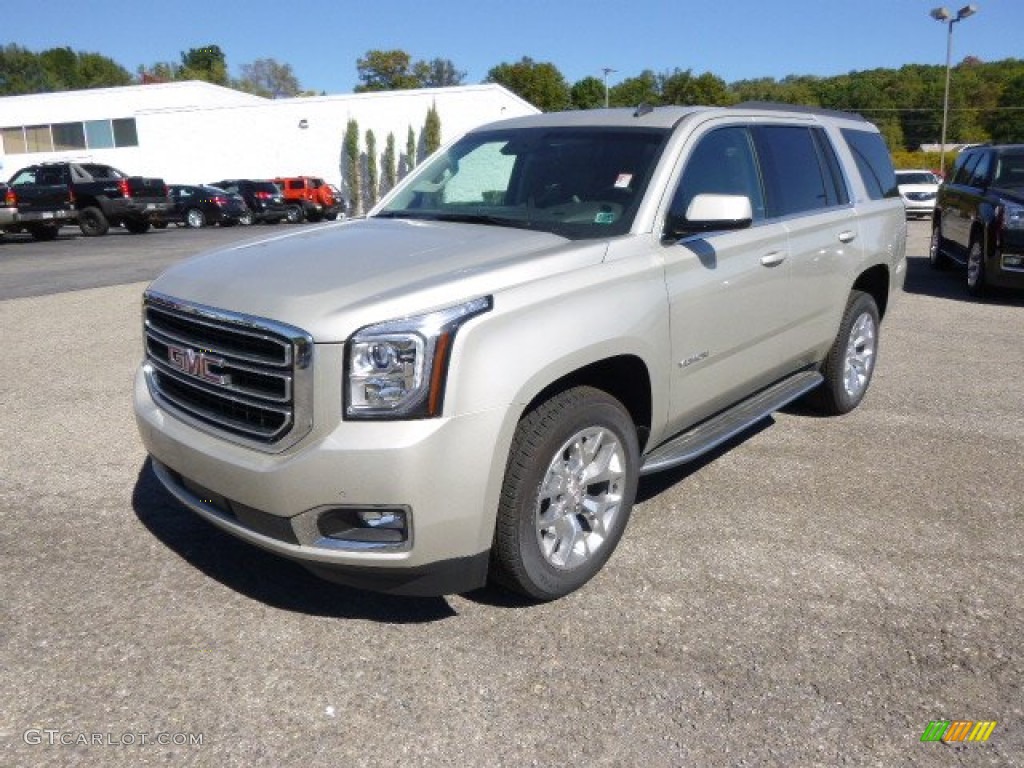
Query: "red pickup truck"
273 176 343 223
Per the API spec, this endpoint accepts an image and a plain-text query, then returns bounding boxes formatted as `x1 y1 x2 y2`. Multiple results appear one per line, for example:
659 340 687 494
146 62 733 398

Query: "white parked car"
896 169 941 219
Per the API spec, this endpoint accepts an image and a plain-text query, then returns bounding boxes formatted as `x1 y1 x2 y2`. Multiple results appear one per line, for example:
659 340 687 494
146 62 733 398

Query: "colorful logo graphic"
920 720 997 743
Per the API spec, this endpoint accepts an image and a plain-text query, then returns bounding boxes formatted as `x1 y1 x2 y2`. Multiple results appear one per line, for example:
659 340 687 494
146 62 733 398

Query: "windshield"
376 127 667 239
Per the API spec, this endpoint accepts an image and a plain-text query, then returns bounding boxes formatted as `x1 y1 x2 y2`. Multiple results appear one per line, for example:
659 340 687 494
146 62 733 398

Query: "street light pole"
601 68 616 109
930 5 978 176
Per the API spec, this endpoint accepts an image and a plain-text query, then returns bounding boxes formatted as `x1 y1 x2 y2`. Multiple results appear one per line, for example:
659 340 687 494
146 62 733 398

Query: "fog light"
358 509 405 529
315 507 410 549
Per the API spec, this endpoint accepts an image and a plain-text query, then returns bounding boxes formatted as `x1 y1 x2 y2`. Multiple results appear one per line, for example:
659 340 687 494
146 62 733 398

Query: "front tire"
124 217 151 234
490 387 639 601
285 204 303 224
78 206 109 237
807 290 880 416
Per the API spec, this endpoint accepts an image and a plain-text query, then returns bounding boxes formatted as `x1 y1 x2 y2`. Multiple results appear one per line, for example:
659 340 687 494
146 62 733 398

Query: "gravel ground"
1 221 1021 766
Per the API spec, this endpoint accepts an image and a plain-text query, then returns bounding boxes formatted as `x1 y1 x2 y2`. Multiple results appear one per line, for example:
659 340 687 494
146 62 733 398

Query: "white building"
0 81 539 195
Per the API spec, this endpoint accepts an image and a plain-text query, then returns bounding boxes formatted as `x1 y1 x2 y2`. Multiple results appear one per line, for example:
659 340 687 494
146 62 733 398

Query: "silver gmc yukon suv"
134 104 907 600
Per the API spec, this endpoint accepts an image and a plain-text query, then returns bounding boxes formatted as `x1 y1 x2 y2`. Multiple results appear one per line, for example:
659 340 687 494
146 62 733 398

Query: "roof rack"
732 101 868 123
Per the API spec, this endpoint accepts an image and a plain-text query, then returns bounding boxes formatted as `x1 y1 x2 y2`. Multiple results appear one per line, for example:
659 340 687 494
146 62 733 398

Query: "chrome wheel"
186 208 205 228
843 311 876 400
535 426 627 570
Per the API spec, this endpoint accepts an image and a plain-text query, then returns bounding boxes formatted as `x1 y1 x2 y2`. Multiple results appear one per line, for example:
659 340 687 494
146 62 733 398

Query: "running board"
640 370 823 476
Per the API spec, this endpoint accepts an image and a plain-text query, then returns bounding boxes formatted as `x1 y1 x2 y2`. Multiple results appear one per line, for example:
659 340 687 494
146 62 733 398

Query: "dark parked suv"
209 179 287 225
931 144 1024 296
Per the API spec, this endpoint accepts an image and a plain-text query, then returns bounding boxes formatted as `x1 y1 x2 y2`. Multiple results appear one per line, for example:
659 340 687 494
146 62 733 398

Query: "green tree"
179 44 229 85
609 70 660 107
423 103 442 156
413 58 466 88
404 125 417 175
661 69 733 106
570 76 605 109
355 49 420 92
234 58 301 98
365 129 379 208
485 57 570 112
344 119 361 215
989 72 1024 143
383 132 398 194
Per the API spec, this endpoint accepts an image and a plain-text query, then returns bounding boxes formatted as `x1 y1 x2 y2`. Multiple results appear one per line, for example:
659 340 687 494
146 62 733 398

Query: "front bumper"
134 367 509 595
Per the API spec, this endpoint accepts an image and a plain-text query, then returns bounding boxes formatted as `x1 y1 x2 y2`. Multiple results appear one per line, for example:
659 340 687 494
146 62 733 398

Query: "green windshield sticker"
594 211 615 224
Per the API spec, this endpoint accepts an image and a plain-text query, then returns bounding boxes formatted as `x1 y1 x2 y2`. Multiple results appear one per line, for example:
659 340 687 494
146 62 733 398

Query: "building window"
84 119 115 149
1 127 27 154
53 122 87 151
25 125 53 153
112 118 138 147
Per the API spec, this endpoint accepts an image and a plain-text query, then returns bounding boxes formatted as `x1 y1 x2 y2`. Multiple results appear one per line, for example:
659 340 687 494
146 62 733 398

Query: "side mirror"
664 193 753 239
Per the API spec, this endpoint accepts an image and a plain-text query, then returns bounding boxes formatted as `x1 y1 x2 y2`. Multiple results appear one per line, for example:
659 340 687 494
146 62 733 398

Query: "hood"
148 218 608 340
991 185 1024 205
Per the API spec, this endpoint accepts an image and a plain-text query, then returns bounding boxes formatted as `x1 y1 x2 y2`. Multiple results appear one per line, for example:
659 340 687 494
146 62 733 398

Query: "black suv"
931 144 1024 296
208 179 287 225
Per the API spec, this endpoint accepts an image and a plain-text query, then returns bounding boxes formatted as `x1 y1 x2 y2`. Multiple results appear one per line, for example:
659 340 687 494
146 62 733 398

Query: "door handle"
760 251 786 267
838 230 857 243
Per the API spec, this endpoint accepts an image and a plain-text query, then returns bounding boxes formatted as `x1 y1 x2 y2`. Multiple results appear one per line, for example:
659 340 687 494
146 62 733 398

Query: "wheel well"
525 356 653 452
852 265 890 319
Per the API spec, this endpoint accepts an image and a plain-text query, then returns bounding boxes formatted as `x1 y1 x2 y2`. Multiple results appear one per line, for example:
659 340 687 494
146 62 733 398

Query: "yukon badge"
166 344 231 386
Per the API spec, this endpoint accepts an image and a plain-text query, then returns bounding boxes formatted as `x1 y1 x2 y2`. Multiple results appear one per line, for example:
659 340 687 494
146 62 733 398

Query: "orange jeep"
273 176 344 223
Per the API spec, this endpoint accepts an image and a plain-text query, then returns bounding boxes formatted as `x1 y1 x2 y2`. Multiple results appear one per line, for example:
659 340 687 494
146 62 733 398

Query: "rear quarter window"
839 129 898 200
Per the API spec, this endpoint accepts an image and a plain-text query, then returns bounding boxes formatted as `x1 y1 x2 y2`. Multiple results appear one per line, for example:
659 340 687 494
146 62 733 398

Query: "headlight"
1001 202 1024 231
345 296 492 419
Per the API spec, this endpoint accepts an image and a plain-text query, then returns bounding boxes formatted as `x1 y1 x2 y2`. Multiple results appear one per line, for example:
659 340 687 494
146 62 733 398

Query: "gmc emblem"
166 344 231 386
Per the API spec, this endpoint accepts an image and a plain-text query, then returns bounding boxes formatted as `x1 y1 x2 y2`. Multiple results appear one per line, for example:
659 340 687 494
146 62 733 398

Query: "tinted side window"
968 151 992 187
950 151 975 184
812 128 850 206
752 126 831 217
672 126 765 221
839 128 898 200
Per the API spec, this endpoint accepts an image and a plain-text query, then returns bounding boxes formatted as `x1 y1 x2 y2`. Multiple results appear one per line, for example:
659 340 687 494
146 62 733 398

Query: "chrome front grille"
143 291 314 452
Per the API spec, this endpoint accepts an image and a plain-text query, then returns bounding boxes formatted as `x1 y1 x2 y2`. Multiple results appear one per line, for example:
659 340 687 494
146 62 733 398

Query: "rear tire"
490 386 639 601
929 223 949 270
78 206 109 237
966 239 987 298
185 208 206 229
807 290 880 416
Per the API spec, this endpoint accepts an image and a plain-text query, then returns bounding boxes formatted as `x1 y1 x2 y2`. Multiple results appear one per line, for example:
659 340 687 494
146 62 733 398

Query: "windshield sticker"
594 211 616 224
614 173 632 189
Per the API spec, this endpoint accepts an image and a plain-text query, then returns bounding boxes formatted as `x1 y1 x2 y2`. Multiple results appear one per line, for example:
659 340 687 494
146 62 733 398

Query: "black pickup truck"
7 162 171 237
1 171 78 241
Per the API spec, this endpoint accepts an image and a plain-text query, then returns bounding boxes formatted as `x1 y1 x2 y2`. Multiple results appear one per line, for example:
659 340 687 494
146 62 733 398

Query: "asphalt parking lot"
1 221 1021 766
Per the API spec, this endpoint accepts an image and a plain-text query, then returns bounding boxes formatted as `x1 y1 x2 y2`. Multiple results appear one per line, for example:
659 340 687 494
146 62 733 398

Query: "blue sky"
5 0 1022 94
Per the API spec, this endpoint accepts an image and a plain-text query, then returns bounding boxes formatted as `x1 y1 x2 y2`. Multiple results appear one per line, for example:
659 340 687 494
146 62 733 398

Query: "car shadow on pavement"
902 254 1024 306
131 459 458 623
635 418 774 503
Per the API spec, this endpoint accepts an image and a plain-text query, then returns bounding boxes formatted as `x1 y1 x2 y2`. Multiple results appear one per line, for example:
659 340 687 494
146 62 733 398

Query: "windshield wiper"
374 210 536 230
